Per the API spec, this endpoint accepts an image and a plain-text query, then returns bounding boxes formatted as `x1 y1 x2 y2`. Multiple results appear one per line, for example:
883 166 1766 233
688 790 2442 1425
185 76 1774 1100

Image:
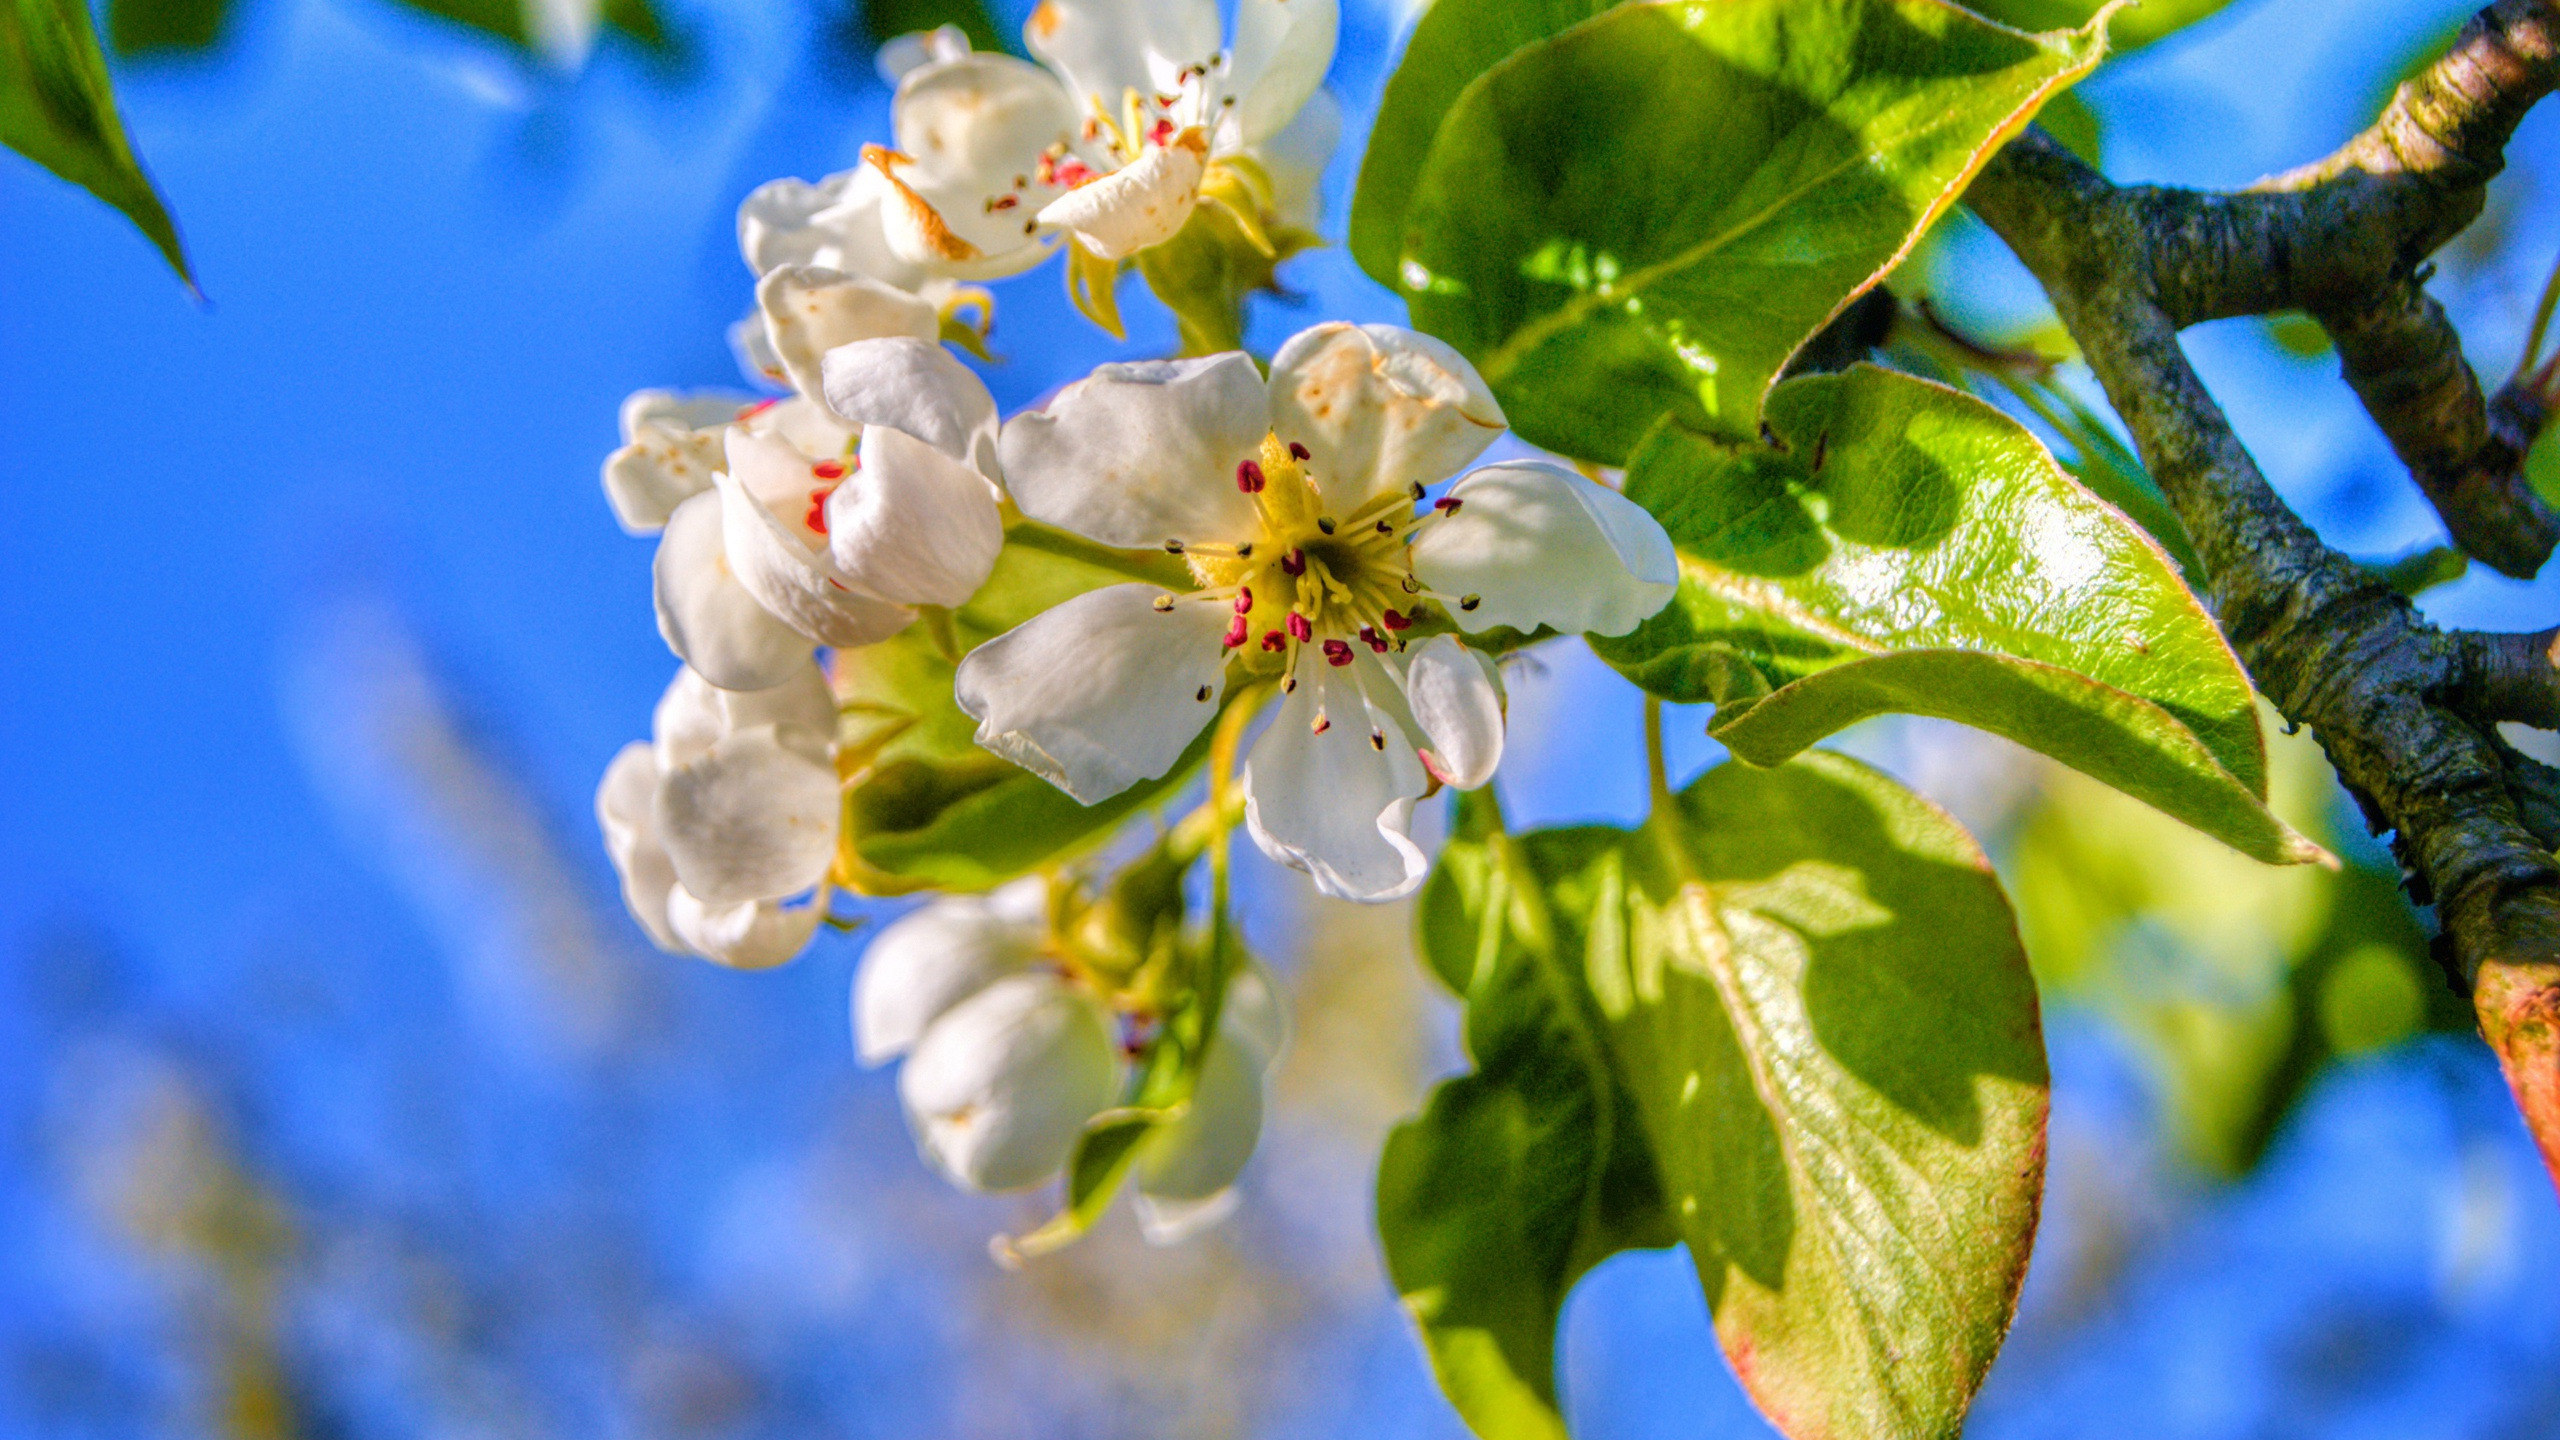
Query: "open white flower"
850 0 1336 283
650 337 1007 692
955 323 1678 902
855 880 1286 1226
597 662 842 969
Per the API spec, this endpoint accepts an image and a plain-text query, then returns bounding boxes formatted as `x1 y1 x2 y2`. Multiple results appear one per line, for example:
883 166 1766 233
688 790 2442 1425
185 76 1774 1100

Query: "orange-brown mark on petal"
863 144 985 262
1027 0 1060 41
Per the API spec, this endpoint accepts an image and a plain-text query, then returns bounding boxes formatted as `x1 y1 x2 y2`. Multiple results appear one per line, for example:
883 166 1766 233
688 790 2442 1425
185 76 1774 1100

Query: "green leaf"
2 0 193 286
387 0 673 56
1956 0 2239 49
1594 365 2324 865
835 522 1212 892
1384 755 2050 1440
1390 0 2106 461
107 0 228 56
2528 420 2559 514
1349 0 1619 292
862 0 1006 56
1381 792 1675 1439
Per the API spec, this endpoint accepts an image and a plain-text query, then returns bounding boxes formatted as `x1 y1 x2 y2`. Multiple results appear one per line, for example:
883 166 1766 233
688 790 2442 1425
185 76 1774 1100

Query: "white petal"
954 584 1230 804
667 887 827 970
1248 86 1340 232
895 51 1080 193
1226 0 1336 148
1220 962 1290 1063
738 171 853 276
1132 1189 1241 1245
1411 461 1680 638
1024 0 1221 111
875 23 971 85
852 891 1046 1065
1268 323 1506 514
653 490 815 692
654 724 841 908
898 972 1119 1192
755 266 938 401
1134 1023 1266 1204
1396 634 1505 789
1034 136 1204 261
998 352 1267 548
867 141 1058 281
819 336 1001 481
651 660 836 773
716 438 916 649
603 390 745 534
596 742 685 954
739 394 860 460
829 425 1005 607
1241 657 1431 902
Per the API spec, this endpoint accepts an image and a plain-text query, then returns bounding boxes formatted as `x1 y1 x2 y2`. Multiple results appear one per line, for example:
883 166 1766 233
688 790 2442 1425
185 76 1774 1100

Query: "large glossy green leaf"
2 0 192 285
834 523 1213 892
1391 0 2105 461
1348 0 1618 292
1960 0 2242 50
1384 755 2050 1440
1594 365 2323 865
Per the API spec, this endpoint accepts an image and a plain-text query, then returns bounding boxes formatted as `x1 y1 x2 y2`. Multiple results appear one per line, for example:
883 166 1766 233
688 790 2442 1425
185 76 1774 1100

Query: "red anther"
1286 612 1313 642
1280 548 1306 576
1156 92 1180 107
806 489 832 535
1223 615 1250 649
810 459 848 480
1359 625 1388 653
1322 639 1354 667
1148 118 1176 147
1234 587 1254 613
988 194 1020 211
1287 441 1311 462
1054 157 1094 187
737 398 779 419
1434 496 1465 514
1236 459 1266 493
1260 631 1287 652
1380 608 1413 631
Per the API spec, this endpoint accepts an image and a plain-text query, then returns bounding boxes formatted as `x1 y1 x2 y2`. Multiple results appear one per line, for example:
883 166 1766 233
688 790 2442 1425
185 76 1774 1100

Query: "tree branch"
2043 0 2560 575
1967 100 2560 1187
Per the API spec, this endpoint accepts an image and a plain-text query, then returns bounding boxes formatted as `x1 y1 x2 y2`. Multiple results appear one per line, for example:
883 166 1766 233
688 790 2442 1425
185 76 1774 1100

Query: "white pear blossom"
855 880 1285 1229
955 323 1679 902
843 0 1336 285
597 662 843 970
645 337 1008 693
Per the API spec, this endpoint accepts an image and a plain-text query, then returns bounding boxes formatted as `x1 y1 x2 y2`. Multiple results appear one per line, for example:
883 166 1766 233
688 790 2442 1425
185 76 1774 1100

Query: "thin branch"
2454 627 2560 728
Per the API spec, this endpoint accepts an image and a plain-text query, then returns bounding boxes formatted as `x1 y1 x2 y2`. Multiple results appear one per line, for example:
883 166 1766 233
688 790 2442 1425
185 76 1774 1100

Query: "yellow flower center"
1173 434 1469 680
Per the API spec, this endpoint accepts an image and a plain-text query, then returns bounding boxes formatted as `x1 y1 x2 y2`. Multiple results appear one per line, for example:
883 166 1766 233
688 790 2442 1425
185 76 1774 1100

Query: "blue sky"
2 0 2557 1434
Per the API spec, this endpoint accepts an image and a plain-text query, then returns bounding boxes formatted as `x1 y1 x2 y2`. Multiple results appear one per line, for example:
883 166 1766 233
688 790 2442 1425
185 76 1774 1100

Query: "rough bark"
1964 0 2560 1186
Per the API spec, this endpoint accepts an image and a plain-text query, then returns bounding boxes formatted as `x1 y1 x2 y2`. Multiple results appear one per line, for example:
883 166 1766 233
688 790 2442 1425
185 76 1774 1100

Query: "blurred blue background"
3 0 2558 1433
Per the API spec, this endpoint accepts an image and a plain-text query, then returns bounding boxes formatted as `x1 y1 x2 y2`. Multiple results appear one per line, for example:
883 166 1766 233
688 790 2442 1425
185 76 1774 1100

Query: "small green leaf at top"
107 0 229 56
2 0 193 286
862 0 1007 57
834 521 1210 893
1349 0 1621 292
1594 364 2325 866
1387 0 2107 462
1957 0 2242 50
1383 755 2050 1440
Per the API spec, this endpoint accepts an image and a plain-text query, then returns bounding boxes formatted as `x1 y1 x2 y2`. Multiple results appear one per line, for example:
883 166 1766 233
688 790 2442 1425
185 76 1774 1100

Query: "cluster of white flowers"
591 0 1677 1244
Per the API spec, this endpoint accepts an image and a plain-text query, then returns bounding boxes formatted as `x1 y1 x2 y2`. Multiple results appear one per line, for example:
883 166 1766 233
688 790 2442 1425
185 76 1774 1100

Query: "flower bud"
898 971 1117 1193
852 878 1047 1065
1132 1022 1269 1244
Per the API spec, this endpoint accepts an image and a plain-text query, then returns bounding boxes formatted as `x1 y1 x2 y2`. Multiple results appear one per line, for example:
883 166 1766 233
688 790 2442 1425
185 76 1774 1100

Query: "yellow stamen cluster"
1186 434 1430 679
